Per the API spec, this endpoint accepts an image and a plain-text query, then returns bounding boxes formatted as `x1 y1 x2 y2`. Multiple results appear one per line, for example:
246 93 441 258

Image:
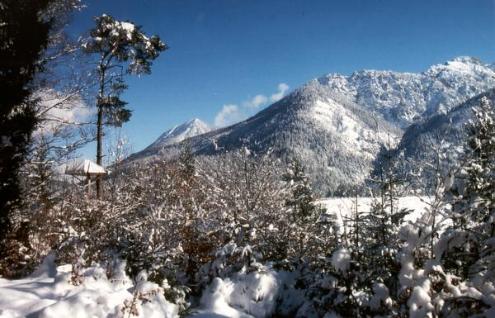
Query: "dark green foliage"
0 0 54 248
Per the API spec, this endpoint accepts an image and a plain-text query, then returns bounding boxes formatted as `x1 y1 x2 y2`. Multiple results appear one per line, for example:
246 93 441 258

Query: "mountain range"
127 57 495 195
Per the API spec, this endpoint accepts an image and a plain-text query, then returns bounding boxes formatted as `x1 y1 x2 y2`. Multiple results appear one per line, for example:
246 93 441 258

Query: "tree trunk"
95 63 105 199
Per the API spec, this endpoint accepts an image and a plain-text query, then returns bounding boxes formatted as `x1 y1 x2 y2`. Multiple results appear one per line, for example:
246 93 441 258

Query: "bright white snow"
317 196 431 226
0 257 177 318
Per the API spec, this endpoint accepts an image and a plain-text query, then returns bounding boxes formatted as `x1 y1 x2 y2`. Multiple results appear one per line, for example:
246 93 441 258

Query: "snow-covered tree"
197 149 289 272
83 14 166 198
445 96 495 279
282 159 322 261
394 98 495 317
175 145 213 291
366 147 410 298
341 192 368 263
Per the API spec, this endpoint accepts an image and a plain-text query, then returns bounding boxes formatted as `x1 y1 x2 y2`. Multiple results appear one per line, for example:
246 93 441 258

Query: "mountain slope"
130 87 401 194
144 118 210 153
128 57 495 194
391 88 495 190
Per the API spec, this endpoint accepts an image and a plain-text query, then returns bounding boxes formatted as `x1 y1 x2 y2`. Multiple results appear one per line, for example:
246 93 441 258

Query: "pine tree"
464 97 495 233
282 159 320 260
82 14 167 198
366 146 410 304
342 191 368 266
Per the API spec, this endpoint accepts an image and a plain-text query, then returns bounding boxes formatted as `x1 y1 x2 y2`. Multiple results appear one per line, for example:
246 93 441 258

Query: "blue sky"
70 0 495 157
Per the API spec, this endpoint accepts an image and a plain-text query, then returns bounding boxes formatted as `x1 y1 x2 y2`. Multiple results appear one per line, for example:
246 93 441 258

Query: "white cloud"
213 83 290 128
270 83 289 102
214 104 243 128
244 94 268 109
33 89 93 136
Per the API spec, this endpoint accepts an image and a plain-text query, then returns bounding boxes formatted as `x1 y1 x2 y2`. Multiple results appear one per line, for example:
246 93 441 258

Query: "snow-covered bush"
196 266 279 317
198 149 290 265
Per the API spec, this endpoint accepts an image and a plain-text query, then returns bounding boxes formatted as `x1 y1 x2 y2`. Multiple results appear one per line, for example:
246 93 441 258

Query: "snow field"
317 196 431 225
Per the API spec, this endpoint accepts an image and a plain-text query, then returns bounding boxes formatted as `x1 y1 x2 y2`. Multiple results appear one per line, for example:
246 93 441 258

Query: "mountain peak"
449 56 483 65
425 56 494 76
187 118 203 125
148 118 210 149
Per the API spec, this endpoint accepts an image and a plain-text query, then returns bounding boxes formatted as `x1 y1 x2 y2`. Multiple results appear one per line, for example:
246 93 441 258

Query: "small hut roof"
65 159 106 176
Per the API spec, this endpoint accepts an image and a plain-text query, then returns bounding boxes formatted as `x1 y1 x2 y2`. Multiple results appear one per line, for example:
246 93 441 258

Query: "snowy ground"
0 256 177 318
0 262 279 318
0 196 431 318
317 195 431 225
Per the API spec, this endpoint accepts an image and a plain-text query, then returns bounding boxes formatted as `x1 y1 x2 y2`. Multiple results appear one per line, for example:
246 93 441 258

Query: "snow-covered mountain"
144 118 210 151
128 57 495 194
318 56 495 128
